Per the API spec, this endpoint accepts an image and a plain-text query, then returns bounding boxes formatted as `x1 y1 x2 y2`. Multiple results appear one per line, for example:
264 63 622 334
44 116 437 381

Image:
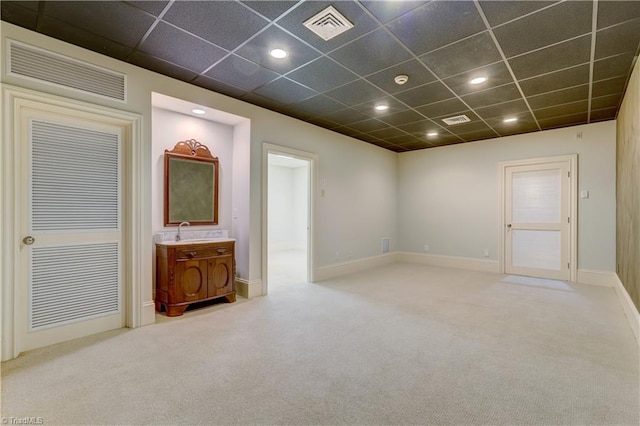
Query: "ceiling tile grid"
1 0 639 152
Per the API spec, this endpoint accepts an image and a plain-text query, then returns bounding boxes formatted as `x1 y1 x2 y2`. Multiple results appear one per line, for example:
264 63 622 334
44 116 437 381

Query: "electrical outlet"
335 251 340 261
483 248 489 257
424 244 430 252
348 250 353 259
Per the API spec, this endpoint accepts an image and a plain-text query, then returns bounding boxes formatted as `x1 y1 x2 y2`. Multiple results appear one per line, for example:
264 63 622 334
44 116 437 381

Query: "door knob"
23 236 35 245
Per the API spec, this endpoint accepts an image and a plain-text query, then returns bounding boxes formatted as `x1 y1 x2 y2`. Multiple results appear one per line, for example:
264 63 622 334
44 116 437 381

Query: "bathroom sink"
156 237 234 246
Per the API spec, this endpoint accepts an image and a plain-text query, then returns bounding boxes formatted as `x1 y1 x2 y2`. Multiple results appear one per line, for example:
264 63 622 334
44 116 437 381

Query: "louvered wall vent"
8 40 126 102
442 114 471 126
303 6 354 41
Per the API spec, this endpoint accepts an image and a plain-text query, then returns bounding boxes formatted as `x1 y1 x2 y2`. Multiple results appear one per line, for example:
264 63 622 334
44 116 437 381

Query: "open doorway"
267 152 310 292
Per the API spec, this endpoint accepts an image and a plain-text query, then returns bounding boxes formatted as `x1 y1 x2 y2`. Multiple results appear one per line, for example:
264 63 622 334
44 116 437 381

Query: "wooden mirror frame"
164 139 219 226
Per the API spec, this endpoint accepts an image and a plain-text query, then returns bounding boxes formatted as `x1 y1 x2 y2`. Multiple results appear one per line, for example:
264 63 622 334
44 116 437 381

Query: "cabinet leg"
224 293 236 303
155 300 163 312
166 305 188 317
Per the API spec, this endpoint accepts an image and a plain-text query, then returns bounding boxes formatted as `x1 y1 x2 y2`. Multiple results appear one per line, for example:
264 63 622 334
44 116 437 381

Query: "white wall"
268 164 295 247
253 121 397 271
292 166 308 247
267 163 308 251
1 22 398 297
231 120 251 280
398 121 617 272
2 21 616 297
151 107 234 234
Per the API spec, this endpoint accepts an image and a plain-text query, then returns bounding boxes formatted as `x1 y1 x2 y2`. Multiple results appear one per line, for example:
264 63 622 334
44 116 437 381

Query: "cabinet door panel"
176 259 208 302
208 256 233 296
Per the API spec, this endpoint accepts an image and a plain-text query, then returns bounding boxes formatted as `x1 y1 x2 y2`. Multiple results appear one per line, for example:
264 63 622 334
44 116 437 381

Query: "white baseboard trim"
575 269 616 287
314 252 400 282
141 301 156 326
613 274 640 344
398 252 500 273
236 278 263 299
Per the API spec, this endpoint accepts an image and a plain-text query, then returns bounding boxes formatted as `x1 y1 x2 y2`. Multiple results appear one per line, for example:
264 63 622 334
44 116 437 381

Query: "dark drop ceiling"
2 1 640 152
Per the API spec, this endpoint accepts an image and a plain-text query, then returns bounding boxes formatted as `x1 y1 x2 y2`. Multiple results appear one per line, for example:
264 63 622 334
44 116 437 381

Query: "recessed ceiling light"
375 104 389 111
270 48 288 59
503 117 518 123
394 74 409 85
470 76 487 85
192 109 206 115
427 131 438 138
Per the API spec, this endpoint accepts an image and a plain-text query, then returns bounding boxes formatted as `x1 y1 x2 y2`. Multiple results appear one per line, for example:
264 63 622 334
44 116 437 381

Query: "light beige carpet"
2 262 638 425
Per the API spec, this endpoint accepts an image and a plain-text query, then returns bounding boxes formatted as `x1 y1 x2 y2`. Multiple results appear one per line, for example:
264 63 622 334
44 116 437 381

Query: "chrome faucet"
176 221 190 241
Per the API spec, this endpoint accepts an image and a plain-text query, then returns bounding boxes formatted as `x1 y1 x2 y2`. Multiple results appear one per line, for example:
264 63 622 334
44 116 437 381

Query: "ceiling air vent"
303 6 354 41
7 40 126 102
442 114 471 126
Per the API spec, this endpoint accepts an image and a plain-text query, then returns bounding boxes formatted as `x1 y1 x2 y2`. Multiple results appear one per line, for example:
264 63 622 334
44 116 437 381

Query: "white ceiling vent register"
8 40 126 102
442 114 471 126
303 6 354 41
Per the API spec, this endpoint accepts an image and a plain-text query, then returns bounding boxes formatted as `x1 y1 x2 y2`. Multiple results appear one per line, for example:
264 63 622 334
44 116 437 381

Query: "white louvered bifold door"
19 116 124 351
505 161 570 281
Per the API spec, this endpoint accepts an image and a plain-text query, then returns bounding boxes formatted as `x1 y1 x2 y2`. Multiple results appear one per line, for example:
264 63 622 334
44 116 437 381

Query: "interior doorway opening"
267 153 310 292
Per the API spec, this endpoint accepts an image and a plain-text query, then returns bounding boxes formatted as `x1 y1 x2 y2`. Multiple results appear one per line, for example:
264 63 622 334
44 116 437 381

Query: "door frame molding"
498 154 578 281
1 84 146 360
261 142 317 295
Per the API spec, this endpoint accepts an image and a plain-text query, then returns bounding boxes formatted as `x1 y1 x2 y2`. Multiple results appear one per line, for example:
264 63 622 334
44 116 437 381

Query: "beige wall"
0 22 398 289
1 21 636 294
616 58 640 311
399 121 617 272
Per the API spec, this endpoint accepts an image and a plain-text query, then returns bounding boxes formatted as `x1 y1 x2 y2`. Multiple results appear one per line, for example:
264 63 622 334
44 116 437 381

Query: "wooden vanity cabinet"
155 240 236 317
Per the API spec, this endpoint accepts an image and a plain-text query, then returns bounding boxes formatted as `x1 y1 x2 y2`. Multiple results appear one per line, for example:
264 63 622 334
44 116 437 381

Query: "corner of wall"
613 274 640 344
313 252 400 282
398 252 500 274
236 277 263 299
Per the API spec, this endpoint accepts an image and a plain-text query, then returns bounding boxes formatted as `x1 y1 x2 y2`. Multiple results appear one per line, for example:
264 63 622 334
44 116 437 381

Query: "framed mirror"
164 139 219 226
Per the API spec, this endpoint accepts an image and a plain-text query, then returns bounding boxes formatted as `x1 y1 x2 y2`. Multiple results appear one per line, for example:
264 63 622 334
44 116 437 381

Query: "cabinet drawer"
176 244 233 260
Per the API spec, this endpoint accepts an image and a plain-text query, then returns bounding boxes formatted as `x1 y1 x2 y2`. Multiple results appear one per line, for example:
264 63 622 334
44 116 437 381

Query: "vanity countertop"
156 238 235 246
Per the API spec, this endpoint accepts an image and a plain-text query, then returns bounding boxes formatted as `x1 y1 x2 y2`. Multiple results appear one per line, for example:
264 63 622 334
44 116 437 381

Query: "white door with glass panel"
18 112 124 352
504 160 571 281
